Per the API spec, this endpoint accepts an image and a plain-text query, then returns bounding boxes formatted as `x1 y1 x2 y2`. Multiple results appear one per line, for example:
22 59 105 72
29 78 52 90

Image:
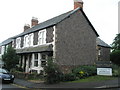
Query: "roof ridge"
13 8 81 38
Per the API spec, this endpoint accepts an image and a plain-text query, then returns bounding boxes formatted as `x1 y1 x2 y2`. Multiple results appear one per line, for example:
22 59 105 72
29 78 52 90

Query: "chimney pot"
31 17 38 27
74 0 83 9
24 24 30 31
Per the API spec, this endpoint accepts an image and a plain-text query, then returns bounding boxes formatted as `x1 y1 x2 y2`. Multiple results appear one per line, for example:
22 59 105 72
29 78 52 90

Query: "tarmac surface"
14 78 120 90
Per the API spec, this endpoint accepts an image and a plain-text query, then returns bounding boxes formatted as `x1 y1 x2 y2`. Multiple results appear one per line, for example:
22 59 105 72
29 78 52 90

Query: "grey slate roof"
13 7 99 38
1 7 99 46
0 38 13 46
96 38 111 48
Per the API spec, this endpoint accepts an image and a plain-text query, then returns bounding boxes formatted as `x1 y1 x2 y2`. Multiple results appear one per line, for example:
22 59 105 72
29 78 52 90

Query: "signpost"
97 68 112 76
96 61 112 76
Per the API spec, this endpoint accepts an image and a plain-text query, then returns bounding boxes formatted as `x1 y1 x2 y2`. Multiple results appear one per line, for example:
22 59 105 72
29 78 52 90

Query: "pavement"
14 78 120 90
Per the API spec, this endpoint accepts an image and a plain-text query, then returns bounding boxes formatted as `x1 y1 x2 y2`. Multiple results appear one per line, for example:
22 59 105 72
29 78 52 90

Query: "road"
1 83 27 90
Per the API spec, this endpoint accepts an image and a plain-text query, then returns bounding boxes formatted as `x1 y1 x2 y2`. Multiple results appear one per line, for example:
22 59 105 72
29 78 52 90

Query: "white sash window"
38 29 46 45
1 46 5 55
29 33 34 46
24 33 34 47
16 37 21 49
24 35 29 47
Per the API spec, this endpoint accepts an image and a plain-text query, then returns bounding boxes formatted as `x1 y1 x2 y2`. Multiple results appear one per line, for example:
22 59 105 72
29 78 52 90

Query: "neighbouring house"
0 0 111 74
96 38 111 61
0 38 13 67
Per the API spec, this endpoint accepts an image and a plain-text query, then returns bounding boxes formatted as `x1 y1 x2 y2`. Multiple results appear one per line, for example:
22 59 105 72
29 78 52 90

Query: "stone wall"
55 10 97 67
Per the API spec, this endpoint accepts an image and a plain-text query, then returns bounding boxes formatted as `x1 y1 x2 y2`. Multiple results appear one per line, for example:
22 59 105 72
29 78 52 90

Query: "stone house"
0 0 111 74
96 38 111 61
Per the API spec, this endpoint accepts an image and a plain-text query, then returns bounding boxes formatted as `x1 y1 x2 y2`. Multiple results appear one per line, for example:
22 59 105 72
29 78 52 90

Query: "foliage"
72 65 97 79
68 75 117 83
44 59 62 84
110 50 120 66
12 70 44 80
10 67 24 73
112 64 120 77
62 73 76 81
2 46 19 71
111 33 120 51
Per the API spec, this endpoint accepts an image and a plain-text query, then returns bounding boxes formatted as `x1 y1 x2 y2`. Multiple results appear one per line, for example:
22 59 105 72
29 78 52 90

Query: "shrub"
110 50 120 66
112 64 120 77
72 65 97 79
63 73 76 81
10 67 24 73
2 46 19 71
44 59 62 84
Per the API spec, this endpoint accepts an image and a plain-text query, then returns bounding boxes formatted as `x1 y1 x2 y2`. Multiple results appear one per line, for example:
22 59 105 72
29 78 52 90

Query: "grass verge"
67 75 118 83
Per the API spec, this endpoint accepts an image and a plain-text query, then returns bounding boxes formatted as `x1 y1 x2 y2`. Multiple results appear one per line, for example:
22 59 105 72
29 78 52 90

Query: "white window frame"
24 33 34 48
34 53 38 67
24 35 29 47
16 37 21 49
29 33 34 46
1 46 5 55
38 29 46 45
41 54 47 67
98 47 101 56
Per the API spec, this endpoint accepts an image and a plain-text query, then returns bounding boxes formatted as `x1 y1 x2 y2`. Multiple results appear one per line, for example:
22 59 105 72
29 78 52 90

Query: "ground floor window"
41 60 46 67
34 53 38 67
41 54 47 67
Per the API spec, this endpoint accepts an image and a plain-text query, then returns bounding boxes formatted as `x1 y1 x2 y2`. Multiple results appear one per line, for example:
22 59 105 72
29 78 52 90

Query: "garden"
10 58 119 84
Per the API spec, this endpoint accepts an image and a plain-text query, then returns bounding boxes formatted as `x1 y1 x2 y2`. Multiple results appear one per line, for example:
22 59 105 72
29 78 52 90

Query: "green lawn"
67 75 117 83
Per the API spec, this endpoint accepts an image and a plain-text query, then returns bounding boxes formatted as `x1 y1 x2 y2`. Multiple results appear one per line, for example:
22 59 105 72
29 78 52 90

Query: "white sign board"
97 68 112 76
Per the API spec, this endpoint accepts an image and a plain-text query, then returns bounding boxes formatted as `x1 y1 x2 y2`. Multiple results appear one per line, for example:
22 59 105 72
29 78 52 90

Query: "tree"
44 59 62 84
110 50 120 66
2 45 19 71
111 34 120 66
111 33 120 51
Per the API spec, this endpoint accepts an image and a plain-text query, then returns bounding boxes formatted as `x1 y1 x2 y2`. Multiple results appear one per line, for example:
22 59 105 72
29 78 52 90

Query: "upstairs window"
24 33 34 47
29 33 34 46
38 30 46 45
41 54 47 67
1 46 5 55
16 37 21 49
24 35 29 47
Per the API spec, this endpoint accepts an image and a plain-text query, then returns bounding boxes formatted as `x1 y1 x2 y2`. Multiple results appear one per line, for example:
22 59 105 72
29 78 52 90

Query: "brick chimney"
24 24 30 31
31 17 38 27
74 0 83 9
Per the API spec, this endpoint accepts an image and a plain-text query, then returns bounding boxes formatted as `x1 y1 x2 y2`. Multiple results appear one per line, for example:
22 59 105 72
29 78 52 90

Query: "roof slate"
13 7 99 38
1 7 99 46
0 38 13 46
96 38 111 48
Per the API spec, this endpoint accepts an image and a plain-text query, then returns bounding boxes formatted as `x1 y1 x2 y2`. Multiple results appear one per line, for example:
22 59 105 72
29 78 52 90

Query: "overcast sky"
0 0 119 45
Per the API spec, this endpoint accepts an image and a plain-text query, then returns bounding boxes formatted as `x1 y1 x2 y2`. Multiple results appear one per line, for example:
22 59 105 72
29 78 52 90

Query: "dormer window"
38 29 46 45
16 37 21 49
